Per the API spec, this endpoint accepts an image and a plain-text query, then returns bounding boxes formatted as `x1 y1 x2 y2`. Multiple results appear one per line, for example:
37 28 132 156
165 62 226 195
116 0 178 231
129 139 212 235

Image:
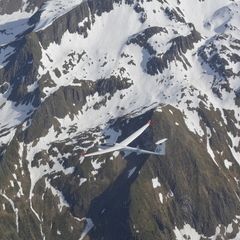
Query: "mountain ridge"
0 0 240 239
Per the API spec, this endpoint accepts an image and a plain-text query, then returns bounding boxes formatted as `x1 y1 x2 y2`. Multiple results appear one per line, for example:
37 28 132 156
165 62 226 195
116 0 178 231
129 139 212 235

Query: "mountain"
0 0 240 239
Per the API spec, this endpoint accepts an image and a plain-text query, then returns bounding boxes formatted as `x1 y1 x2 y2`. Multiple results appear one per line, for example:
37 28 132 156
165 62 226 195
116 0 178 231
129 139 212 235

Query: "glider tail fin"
155 138 167 155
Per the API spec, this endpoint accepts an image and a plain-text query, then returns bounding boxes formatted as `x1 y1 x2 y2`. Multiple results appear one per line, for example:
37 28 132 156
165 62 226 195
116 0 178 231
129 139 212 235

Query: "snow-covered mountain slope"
0 0 240 239
35 0 88 32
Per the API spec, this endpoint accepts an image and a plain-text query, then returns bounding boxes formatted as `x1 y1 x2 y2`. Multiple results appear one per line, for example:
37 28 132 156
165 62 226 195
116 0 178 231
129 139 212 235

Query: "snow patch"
0 191 19 233
45 179 69 212
174 224 203 240
159 193 163 204
79 178 87 186
224 159 232 169
152 177 161 188
91 159 105 170
206 127 218 166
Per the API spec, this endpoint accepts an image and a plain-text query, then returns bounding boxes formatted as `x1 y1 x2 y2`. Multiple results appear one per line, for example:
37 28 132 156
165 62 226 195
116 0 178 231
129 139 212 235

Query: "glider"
84 121 167 157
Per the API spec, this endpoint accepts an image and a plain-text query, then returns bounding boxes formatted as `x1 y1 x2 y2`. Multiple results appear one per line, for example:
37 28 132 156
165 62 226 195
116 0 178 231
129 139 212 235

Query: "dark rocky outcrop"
198 34 240 97
23 76 132 143
164 6 185 23
0 0 45 15
128 26 168 55
34 0 126 49
0 32 42 106
25 0 46 12
127 24 201 75
146 25 201 75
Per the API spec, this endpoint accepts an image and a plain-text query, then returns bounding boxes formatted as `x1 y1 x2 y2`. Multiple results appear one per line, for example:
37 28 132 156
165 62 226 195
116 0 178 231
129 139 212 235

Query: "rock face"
0 0 240 240
0 0 46 14
0 0 22 14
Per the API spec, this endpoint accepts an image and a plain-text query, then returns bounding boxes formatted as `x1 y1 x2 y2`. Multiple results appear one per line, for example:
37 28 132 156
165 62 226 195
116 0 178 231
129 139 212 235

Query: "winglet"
155 138 168 145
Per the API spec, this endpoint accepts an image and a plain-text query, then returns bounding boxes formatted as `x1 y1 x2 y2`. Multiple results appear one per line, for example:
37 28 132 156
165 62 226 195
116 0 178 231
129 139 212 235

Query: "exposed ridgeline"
0 0 46 15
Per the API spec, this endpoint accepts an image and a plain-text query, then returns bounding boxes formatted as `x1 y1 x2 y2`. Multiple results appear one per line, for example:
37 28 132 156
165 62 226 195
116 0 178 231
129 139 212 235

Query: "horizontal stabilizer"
121 146 162 155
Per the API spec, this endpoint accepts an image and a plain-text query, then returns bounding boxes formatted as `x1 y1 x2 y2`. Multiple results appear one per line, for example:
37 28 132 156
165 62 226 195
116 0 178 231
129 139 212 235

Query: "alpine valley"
0 0 240 239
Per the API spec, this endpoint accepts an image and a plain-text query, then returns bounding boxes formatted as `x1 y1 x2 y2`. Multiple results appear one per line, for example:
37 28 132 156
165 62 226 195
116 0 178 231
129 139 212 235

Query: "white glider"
84 121 167 157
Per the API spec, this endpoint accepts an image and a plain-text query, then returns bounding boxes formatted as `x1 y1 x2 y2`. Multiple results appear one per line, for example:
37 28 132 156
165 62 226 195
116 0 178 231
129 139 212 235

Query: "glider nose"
80 152 85 157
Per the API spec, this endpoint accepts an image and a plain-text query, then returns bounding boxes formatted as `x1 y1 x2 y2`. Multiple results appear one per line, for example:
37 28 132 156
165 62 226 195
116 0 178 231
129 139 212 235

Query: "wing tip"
148 120 158 126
